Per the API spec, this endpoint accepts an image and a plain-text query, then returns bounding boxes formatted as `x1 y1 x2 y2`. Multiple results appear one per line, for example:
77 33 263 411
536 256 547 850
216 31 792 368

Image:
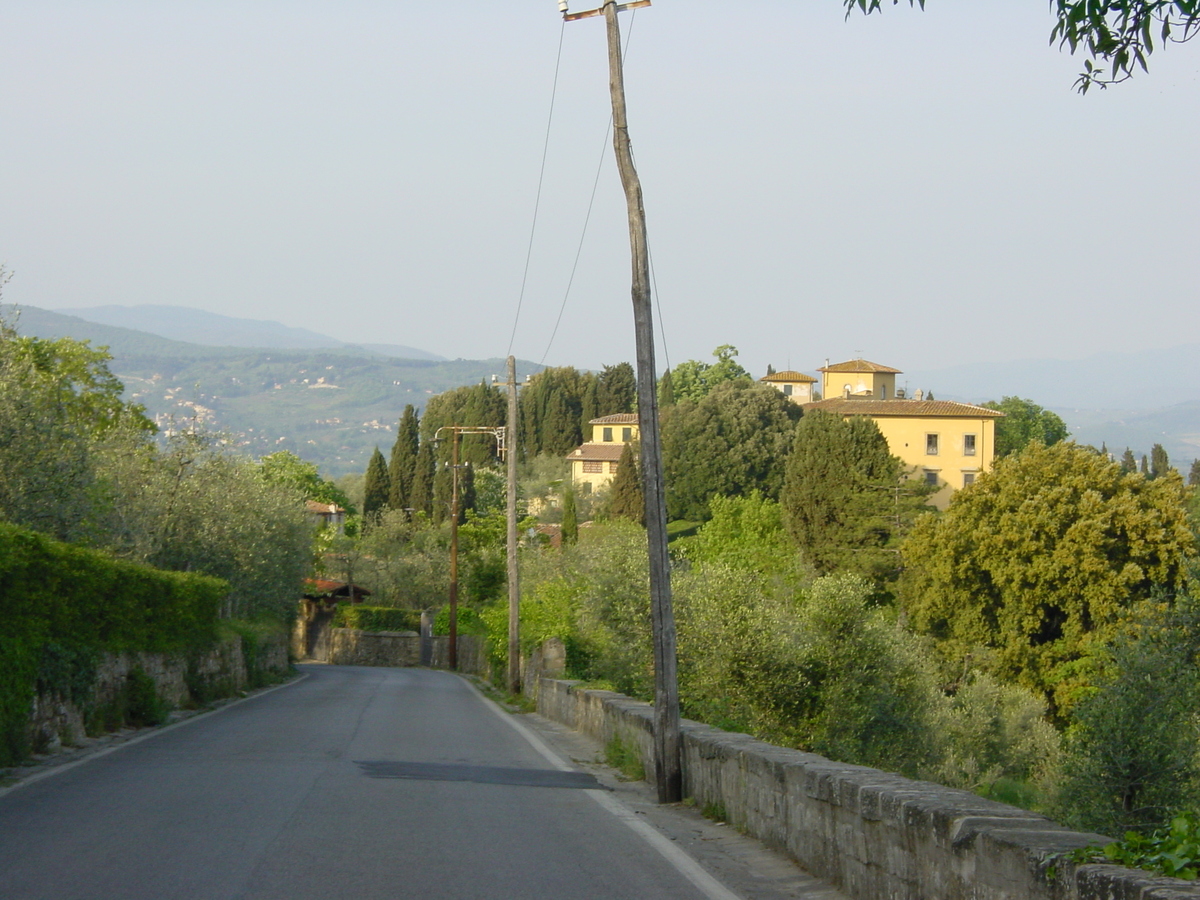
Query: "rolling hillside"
12 305 536 477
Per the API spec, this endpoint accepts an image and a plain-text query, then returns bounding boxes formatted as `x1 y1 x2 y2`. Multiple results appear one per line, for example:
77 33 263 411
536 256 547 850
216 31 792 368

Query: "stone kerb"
536 677 1200 900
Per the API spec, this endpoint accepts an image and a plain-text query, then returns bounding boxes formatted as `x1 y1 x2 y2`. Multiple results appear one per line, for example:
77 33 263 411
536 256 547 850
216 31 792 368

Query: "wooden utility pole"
435 424 507 675
449 429 460 671
505 356 521 695
562 0 681 804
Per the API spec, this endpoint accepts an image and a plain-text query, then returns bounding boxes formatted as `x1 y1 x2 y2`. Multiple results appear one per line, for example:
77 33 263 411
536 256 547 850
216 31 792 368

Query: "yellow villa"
566 413 639 494
803 358 1002 509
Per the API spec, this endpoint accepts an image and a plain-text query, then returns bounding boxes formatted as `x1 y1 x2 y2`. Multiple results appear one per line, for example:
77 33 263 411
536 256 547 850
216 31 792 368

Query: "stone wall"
327 629 421 667
28 631 290 754
537 678 1200 900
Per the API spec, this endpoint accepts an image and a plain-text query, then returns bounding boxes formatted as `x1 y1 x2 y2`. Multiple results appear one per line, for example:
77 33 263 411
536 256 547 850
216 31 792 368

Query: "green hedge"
0 522 227 765
331 605 422 633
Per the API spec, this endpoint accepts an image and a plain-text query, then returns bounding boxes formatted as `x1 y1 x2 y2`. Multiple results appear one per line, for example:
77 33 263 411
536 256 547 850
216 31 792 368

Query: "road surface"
0 665 839 900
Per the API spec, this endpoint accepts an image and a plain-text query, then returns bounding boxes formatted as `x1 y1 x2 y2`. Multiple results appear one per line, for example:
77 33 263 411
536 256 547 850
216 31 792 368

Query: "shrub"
332 605 422 633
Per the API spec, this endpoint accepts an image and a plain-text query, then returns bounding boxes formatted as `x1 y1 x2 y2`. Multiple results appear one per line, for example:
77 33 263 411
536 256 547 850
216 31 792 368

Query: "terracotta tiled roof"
817 358 903 375
567 442 629 461
589 413 639 425
760 370 817 383
306 500 343 515
802 398 1004 418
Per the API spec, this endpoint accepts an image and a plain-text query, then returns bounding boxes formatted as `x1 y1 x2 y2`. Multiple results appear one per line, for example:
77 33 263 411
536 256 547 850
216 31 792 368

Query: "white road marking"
0 672 310 800
467 678 744 900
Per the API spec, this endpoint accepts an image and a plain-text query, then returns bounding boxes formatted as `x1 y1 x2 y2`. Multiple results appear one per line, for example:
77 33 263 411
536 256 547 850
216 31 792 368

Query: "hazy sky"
2 1 1198 377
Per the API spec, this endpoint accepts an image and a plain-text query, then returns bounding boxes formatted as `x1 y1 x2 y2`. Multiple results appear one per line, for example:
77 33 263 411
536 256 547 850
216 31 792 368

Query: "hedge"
331 605 422 633
0 522 227 765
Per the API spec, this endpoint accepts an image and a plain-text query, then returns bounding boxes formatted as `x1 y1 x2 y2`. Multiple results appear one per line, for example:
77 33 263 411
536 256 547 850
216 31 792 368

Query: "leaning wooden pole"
506 355 521 695
602 0 681 803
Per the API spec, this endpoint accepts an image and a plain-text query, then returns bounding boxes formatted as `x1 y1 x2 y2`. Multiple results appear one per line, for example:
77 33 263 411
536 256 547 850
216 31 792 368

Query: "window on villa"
582 460 603 473
783 384 793 396
963 472 976 487
609 461 619 473
963 434 976 456
926 433 939 455
602 427 613 442
924 470 939 486
622 427 632 441
880 385 888 399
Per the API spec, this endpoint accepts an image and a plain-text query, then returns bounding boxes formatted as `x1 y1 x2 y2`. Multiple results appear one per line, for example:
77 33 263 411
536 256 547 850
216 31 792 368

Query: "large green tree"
982 396 1069 458
899 441 1195 713
845 1 1199 92
781 410 922 577
662 382 802 522
258 451 351 510
668 345 752 404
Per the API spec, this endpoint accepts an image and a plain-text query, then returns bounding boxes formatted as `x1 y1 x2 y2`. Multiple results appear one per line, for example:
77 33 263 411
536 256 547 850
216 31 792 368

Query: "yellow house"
817 358 902 400
567 413 639 494
803 392 1003 509
760 370 818 403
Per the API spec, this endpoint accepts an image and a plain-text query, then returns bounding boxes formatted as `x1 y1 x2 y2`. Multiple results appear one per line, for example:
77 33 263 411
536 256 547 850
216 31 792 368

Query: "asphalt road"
0 666 764 900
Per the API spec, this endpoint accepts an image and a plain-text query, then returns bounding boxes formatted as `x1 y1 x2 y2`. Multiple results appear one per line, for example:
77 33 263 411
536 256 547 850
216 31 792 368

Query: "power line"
507 21 568 360
539 9 639 366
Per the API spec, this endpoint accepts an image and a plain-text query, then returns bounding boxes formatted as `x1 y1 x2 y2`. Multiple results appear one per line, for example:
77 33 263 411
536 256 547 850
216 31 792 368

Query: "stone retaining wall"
327 629 421 667
537 677 1200 900
28 632 290 754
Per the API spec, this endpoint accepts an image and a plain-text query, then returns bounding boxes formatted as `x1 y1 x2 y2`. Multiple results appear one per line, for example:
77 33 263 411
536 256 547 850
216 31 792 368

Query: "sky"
2 1 1198 378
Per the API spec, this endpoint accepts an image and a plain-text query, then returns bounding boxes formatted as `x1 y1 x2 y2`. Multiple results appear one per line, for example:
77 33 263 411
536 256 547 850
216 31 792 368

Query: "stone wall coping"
536 676 1200 900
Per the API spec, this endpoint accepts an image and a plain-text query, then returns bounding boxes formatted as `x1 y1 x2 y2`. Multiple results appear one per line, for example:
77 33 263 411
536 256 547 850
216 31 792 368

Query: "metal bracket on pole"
562 1 650 22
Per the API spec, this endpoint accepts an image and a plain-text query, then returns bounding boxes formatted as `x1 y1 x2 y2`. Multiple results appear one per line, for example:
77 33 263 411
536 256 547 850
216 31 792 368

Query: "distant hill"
1057 401 1200 470
906 343 1200 411
12 304 534 478
50 304 445 361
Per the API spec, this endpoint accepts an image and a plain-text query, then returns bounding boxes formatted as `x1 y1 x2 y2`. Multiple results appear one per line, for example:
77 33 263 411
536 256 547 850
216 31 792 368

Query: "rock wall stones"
536 678 1200 900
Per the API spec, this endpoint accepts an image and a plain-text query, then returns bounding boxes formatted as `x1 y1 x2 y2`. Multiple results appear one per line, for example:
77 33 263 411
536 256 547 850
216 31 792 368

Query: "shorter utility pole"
434 424 507 673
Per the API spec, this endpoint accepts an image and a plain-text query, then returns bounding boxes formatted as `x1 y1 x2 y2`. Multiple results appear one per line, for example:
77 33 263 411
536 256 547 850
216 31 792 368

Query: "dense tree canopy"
781 410 925 577
662 382 801 522
387 405 420 511
983 396 1069 457
900 441 1195 713
258 451 351 510
667 345 752 404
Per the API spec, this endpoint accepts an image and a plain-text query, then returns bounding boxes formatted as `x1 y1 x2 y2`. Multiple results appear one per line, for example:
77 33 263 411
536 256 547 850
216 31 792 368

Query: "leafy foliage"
900 441 1195 713
1085 813 1200 879
982 396 1070 458
0 522 225 764
666 345 752 404
1050 0 1200 92
331 605 422 632
781 411 926 578
605 442 644 526
258 450 351 510
1052 598 1200 836
662 382 801 522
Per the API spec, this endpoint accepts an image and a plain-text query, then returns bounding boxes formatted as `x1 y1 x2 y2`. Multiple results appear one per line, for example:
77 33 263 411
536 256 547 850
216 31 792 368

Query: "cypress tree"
458 462 476 525
1141 454 1150 477
561 483 579 546
388 405 420 511
781 410 905 576
362 447 391 521
606 442 644 526
580 377 599 437
658 368 675 407
410 441 436 519
598 362 636 413
432 459 452 525
1190 459 1200 487
1120 448 1137 473
1150 443 1170 480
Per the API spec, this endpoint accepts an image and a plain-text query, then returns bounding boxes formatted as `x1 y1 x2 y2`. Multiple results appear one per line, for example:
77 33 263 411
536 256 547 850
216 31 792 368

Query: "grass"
605 736 646 782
